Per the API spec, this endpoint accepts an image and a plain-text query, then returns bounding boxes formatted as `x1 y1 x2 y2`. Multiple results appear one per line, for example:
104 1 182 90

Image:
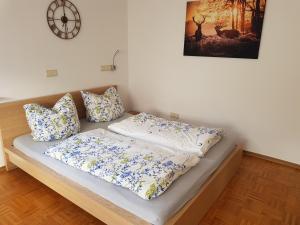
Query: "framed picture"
184 0 267 59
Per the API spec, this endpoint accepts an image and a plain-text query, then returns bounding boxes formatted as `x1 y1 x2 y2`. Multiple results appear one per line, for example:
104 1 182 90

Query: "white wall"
128 0 300 164
0 0 128 167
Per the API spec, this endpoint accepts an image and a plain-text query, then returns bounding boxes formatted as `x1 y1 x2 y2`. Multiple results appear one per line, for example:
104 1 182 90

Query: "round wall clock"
47 0 81 40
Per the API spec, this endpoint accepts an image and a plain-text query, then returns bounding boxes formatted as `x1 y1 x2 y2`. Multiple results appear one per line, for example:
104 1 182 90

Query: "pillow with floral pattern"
24 93 80 142
81 87 125 122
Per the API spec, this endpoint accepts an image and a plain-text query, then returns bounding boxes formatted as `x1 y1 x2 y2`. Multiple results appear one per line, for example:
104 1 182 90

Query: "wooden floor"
0 155 299 225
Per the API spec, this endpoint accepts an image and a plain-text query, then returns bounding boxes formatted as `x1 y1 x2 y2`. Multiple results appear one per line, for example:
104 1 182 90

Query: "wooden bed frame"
0 85 243 225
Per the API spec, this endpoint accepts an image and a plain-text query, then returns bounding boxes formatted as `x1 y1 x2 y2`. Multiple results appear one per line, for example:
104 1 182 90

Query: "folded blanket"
108 113 223 157
44 128 199 200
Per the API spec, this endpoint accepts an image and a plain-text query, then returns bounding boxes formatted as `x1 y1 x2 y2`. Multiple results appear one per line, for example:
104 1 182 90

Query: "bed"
0 86 243 225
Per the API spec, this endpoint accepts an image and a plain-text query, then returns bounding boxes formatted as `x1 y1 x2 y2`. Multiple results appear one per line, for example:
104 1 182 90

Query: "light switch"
101 65 116 72
46 69 58 77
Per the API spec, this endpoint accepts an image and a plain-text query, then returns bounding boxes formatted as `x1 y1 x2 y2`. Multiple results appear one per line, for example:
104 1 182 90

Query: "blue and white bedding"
109 113 223 157
44 128 200 200
14 113 237 225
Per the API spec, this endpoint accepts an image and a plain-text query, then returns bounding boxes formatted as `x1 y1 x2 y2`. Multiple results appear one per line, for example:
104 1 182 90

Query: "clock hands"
63 23 68 33
49 18 78 21
48 18 61 21
62 0 66 17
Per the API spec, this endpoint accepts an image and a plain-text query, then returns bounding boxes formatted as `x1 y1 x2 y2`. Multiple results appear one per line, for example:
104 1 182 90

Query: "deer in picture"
193 15 207 41
215 25 240 39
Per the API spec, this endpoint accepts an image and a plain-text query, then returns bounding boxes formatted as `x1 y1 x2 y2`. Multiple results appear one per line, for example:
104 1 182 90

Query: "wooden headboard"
0 85 116 151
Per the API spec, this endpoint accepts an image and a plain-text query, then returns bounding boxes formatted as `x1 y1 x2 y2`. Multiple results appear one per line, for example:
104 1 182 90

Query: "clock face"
47 0 81 40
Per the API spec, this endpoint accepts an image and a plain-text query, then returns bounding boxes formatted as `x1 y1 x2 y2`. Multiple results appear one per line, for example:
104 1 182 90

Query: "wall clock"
47 0 81 40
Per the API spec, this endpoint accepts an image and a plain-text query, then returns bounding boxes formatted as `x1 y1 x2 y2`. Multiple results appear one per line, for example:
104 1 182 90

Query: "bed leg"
4 151 17 171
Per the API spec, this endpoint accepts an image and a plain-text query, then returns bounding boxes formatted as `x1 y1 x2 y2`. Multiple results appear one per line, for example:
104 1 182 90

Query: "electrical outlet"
46 69 58 78
170 112 180 120
101 65 116 71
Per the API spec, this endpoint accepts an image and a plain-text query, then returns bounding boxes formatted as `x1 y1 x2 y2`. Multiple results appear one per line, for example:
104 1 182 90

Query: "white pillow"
81 87 125 122
24 93 80 142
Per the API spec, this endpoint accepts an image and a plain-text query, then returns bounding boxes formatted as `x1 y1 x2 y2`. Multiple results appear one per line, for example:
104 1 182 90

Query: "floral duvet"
44 128 200 200
108 113 223 157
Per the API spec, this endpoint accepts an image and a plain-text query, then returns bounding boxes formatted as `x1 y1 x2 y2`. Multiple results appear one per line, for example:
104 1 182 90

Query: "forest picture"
184 0 267 59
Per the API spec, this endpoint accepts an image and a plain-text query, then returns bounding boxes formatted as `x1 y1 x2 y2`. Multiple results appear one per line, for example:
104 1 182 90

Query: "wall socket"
101 65 116 71
170 112 180 120
46 69 58 78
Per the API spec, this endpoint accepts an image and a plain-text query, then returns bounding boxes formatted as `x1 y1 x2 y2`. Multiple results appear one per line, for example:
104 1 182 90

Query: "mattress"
13 113 237 225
